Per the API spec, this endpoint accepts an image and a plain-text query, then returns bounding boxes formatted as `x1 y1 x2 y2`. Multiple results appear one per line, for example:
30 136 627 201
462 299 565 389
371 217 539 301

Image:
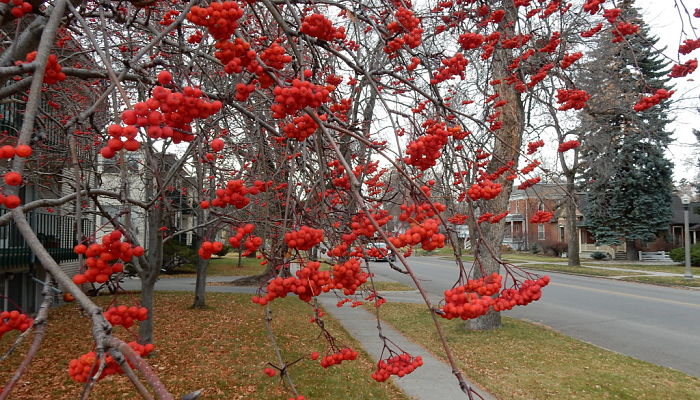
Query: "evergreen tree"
578 0 674 259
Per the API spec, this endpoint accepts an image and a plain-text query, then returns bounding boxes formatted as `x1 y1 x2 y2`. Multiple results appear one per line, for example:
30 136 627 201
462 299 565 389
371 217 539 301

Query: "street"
367 256 700 378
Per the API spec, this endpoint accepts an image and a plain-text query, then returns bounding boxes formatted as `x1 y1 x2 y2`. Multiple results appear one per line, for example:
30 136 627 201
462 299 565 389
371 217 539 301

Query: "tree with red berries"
1 1 698 399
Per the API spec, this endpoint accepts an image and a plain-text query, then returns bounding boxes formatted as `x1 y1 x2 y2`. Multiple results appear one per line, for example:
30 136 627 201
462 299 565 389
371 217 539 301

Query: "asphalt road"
367 256 700 379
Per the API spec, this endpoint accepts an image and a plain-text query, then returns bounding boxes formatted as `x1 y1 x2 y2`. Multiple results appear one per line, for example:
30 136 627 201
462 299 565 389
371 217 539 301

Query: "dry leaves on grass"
0 292 406 400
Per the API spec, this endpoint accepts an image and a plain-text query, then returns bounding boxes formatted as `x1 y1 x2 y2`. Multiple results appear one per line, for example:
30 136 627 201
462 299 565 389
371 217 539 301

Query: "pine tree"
578 0 674 260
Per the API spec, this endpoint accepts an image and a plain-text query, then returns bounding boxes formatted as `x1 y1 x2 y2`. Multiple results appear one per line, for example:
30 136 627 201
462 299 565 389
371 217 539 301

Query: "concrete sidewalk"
318 296 495 400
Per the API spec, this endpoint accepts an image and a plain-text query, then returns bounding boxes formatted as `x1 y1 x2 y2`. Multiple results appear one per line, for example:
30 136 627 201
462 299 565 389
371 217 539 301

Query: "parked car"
365 242 396 262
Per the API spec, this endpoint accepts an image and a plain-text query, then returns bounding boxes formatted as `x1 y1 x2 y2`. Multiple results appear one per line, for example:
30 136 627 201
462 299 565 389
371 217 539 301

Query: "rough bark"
626 239 639 261
566 176 581 266
192 257 208 309
467 0 525 331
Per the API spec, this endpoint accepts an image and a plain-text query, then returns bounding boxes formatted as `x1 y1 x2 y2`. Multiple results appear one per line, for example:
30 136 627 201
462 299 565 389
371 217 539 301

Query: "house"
667 195 700 247
503 183 568 251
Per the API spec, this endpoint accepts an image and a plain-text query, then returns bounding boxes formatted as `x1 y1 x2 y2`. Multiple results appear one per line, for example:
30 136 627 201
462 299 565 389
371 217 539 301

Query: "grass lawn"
523 263 647 277
502 253 569 263
621 275 700 288
374 302 700 400
590 263 700 275
161 253 266 278
361 280 414 291
0 292 407 400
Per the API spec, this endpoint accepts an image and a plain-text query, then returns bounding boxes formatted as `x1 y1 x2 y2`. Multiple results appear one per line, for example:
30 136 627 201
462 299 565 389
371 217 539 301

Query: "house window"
538 224 545 240
559 226 565 241
515 202 520 213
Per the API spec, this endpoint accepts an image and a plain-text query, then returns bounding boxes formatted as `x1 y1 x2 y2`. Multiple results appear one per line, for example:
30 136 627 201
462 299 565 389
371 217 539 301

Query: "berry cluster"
18 52 65 84
252 261 331 305
679 38 700 55
0 144 32 159
104 305 148 329
560 52 583 69
372 353 423 382
404 120 451 170
271 79 332 119
493 277 550 311
530 210 553 223
210 138 225 152
612 22 639 43
2 0 32 18
517 176 541 190
68 342 155 383
0 311 33 338
430 53 468 84
320 348 358 368
285 226 324 251
458 32 484 50
263 367 276 377
467 179 501 201
283 113 323 141
327 258 369 295
235 83 255 101
243 236 263 256
384 7 423 56
72 231 144 285
260 43 292 70
214 38 260 75
633 89 674 112
389 219 445 251
669 59 698 78
210 179 260 208
199 241 224 259
556 89 590 111
557 140 580 152
186 2 244 41
0 194 21 209
228 224 255 247
300 14 346 41
350 209 392 238
101 124 139 158
527 139 545 154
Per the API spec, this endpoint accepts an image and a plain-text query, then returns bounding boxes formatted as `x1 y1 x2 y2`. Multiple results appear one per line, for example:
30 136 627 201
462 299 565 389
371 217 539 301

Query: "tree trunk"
626 239 639 261
192 257 208 309
467 0 524 331
566 177 581 266
139 276 156 344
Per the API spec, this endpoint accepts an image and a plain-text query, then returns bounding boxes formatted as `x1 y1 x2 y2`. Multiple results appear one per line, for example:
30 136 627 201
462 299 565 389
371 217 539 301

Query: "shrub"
590 251 608 260
214 244 232 257
540 240 568 257
669 245 700 266
162 240 197 274
530 244 541 254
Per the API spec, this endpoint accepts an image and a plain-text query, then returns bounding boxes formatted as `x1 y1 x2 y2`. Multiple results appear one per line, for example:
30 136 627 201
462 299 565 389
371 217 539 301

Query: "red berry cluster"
199 241 224 259
530 210 553 223
72 231 144 285
350 209 392 238
0 311 33 338
271 79 332 119
328 258 369 295
458 32 484 50
228 223 255 247
186 2 244 41
320 348 358 368
520 160 541 174
1 0 32 17
372 353 423 382
679 38 700 55
285 226 324 251
560 52 583 69
68 342 155 383
101 124 139 158
527 139 545 154
263 367 276 377
467 179 501 201
557 140 580 152
583 0 605 14
384 7 423 56
0 193 21 209
260 43 292 70
669 59 698 78
210 179 263 208
0 144 32 159
235 82 255 101
252 261 331 305
493 276 550 311
4 171 22 186
104 305 148 329
17 52 65 84
389 219 445 251
283 113 324 141
430 53 468 84
517 176 541 190
214 38 260 75
612 22 639 43
404 120 451 170
243 235 263 256
634 89 674 112
210 138 225 152
300 14 346 41
556 89 590 111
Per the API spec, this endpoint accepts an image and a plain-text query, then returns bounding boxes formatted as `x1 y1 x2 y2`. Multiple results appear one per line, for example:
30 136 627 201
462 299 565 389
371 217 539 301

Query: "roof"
509 183 567 200
669 195 700 226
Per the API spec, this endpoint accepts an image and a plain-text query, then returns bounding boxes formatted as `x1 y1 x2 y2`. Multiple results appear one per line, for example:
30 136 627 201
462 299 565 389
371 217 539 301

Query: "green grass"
621 275 700 288
0 292 407 400
161 253 266 278
374 302 700 400
502 253 569 263
590 263 700 275
523 263 647 277
361 280 414 291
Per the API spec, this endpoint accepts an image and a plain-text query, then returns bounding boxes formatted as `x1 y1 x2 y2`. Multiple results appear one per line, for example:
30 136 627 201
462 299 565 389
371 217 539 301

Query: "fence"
0 209 94 271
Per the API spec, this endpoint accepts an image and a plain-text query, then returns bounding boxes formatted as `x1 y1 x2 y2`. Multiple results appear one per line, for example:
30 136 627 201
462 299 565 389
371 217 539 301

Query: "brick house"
503 183 567 252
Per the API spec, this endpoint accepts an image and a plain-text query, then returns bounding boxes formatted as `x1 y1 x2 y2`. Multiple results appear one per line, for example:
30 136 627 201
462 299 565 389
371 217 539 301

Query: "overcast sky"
638 0 700 183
